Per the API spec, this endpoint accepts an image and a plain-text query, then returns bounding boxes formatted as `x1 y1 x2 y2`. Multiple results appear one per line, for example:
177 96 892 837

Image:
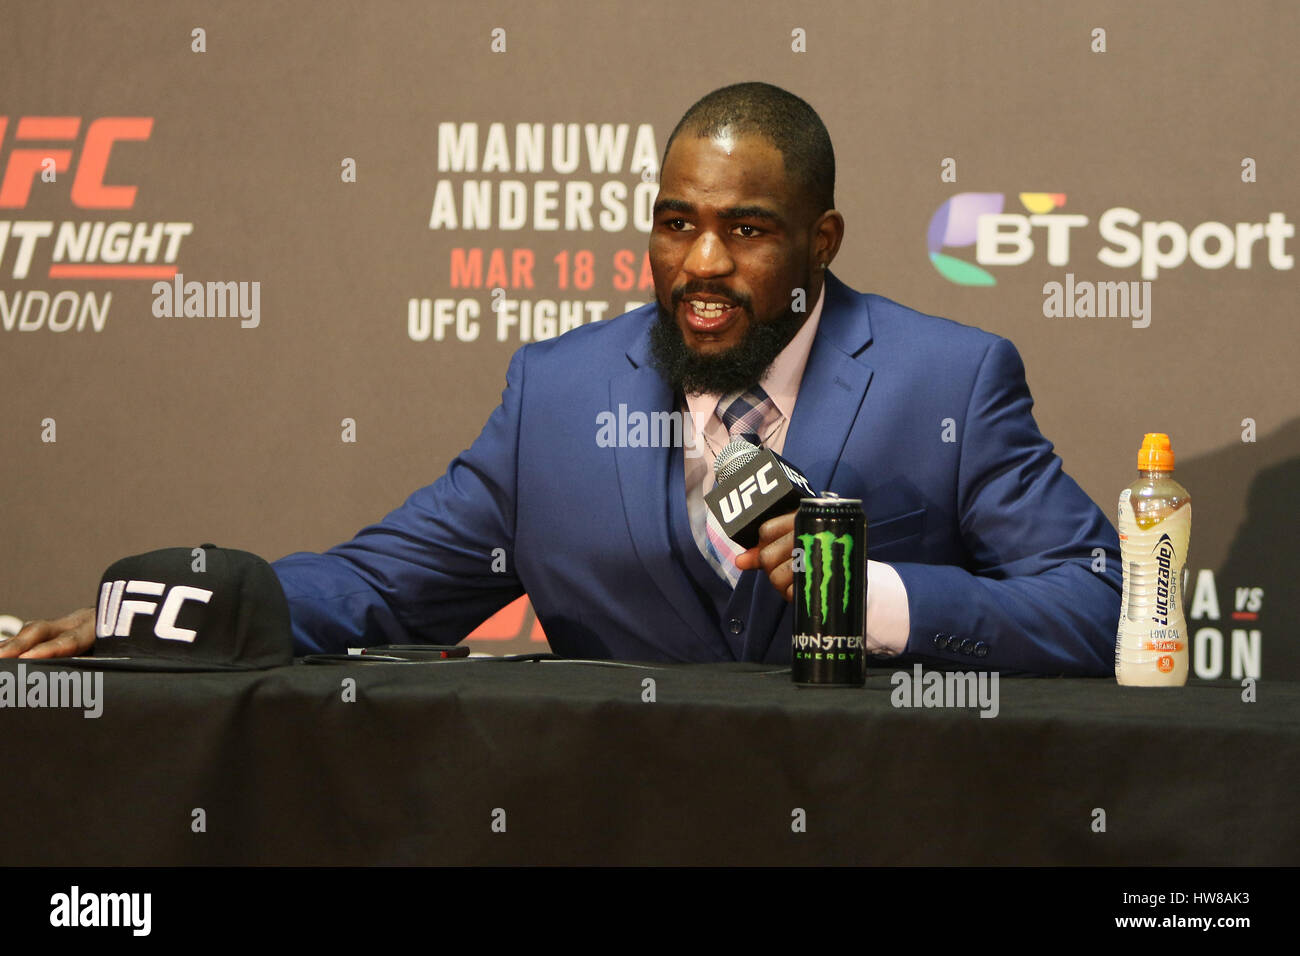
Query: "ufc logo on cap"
96 579 214 643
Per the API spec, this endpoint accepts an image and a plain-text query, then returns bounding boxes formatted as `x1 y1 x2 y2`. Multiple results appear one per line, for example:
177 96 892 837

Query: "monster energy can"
792 496 867 686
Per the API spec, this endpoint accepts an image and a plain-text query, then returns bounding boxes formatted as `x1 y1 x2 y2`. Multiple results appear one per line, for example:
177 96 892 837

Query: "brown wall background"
2 0 1296 675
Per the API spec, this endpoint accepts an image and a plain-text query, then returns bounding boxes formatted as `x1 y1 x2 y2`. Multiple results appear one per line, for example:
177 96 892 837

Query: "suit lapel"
780 272 875 493
745 271 876 661
611 333 724 659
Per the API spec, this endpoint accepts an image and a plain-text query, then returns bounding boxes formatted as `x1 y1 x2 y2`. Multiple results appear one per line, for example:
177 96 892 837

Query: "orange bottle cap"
1138 432 1175 471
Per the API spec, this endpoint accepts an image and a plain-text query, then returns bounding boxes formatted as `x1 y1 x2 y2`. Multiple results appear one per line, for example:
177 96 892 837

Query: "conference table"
1 656 1295 866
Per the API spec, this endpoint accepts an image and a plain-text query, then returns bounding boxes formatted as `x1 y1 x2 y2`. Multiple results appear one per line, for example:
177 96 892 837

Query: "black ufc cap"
59 544 292 671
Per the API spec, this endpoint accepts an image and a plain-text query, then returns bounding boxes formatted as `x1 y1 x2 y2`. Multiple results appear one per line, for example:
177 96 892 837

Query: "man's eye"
665 218 691 231
734 224 762 238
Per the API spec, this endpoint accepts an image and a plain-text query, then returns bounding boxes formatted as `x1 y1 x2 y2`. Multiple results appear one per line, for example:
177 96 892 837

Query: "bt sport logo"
927 192 1292 285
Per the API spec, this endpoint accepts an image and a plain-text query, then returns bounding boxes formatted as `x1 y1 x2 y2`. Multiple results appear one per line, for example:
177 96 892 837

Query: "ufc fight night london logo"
0 115 195 332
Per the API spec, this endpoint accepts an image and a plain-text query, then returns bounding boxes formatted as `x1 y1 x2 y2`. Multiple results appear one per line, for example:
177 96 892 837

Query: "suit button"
944 635 960 651
959 639 974 655
728 618 744 634
974 642 989 658
932 633 946 649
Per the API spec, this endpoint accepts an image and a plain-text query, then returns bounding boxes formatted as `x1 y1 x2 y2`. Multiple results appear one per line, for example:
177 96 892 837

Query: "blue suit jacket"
272 272 1122 675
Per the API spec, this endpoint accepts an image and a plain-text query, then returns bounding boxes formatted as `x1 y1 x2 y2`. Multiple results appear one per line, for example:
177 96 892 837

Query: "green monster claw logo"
797 532 854 625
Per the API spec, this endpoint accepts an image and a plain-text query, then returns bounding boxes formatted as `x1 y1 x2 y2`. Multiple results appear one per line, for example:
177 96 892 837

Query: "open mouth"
681 296 742 334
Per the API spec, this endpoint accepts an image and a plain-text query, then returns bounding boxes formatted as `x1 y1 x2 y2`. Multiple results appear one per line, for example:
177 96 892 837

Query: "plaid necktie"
704 386 777 587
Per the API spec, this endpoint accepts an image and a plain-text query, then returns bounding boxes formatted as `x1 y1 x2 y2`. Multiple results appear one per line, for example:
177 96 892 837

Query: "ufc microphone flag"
705 442 817 549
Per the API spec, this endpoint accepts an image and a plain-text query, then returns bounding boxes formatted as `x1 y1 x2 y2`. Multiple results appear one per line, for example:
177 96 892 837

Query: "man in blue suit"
272 83 1122 676
4 83 1121 675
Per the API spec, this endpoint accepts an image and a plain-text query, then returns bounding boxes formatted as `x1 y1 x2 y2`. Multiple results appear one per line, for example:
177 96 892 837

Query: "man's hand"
0 608 96 659
733 510 797 602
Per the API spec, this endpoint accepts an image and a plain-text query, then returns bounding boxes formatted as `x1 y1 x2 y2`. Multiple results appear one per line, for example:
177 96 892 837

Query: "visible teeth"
690 301 729 317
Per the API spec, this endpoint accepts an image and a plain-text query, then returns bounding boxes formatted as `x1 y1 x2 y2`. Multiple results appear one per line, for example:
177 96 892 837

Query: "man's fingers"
724 512 801 597
753 524 795 600
757 529 794 572
765 557 794 599
59 607 95 631
19 629 93 659
0 620 52 657
0 608 95 659
757 511 796 546
733 512 799 570
732 548 794 601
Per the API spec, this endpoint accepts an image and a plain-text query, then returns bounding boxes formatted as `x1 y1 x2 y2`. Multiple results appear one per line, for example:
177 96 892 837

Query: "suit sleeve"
889 336 1122 676
270 348 527 654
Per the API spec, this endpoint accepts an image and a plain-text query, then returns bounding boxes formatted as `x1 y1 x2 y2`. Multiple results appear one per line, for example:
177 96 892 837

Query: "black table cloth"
1 659 1294 865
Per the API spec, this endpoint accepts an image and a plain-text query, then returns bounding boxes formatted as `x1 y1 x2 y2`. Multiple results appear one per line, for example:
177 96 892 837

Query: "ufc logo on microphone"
0 116 153 208
720 463 780 521
96 579 213 643
778 460 814 497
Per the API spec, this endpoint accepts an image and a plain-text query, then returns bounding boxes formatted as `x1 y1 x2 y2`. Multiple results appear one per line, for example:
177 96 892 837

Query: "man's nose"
682 231 734 277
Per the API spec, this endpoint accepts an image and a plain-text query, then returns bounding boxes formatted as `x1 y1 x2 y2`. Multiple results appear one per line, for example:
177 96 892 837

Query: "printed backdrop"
2 0 1296 678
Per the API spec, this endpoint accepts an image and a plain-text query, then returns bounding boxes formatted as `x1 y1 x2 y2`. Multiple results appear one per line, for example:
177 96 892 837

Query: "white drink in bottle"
1115 433 1192 685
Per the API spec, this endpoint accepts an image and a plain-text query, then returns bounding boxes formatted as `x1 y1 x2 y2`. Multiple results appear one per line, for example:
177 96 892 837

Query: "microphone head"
714 437 761 482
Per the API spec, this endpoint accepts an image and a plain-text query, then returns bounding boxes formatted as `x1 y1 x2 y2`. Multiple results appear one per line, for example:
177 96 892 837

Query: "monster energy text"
792 496 867 687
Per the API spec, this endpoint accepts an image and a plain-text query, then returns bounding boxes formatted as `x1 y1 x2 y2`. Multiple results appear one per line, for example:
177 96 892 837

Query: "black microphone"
705 438 817 549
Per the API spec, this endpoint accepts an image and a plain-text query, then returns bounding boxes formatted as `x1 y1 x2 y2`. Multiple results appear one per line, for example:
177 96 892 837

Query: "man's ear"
810 209 845 269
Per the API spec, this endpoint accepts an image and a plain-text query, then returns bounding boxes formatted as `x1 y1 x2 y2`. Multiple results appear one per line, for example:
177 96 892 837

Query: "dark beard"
648 299 809 396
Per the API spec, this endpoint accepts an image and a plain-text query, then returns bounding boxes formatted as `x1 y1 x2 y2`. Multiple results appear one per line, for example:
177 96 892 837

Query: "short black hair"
663 82 835 217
